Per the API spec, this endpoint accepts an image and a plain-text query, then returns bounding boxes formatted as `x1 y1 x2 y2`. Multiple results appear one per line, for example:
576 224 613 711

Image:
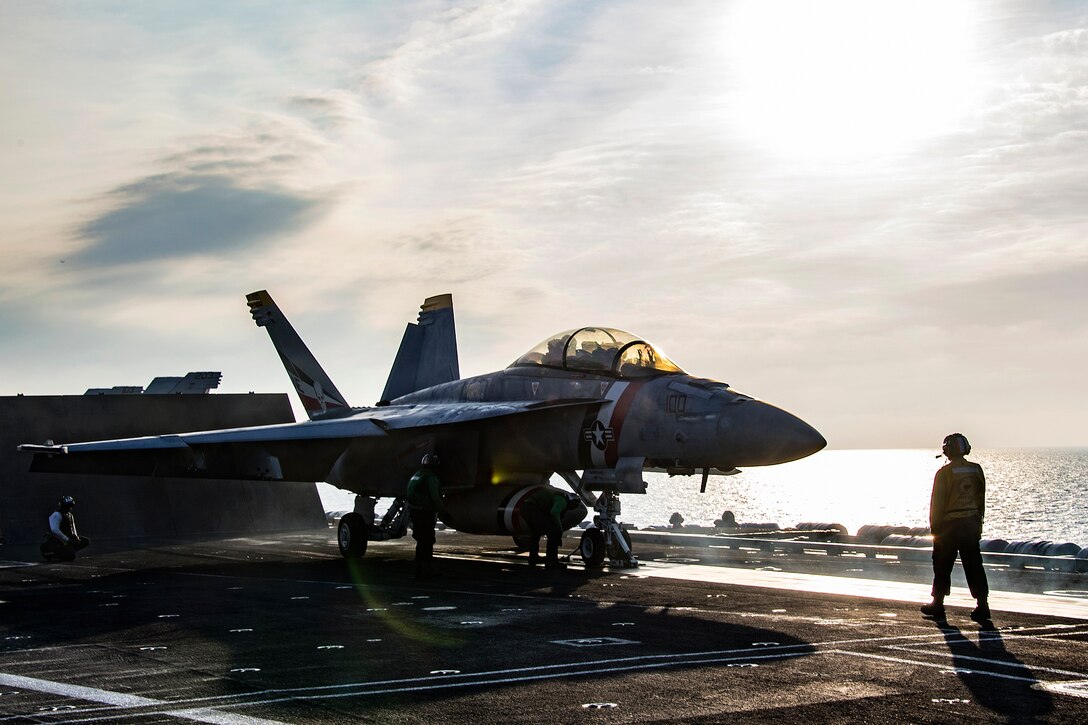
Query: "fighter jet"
19 291 825 567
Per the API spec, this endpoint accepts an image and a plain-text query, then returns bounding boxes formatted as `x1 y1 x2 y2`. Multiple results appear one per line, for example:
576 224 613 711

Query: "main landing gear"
337 513 369 558
559 472 639 569
337 496 410 559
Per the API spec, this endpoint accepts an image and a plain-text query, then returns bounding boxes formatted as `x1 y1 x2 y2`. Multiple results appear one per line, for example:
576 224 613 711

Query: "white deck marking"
826 649 1062 685
1038 681 1088 699
832 633 1088 696
881 646 1088 679
0 673 286 725
4 619 1083 715
215 650 812 708
636 561 1088 620
8 552 1080 716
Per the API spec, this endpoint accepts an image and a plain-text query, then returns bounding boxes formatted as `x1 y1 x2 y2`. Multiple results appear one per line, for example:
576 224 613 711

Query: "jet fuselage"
374 365 824 492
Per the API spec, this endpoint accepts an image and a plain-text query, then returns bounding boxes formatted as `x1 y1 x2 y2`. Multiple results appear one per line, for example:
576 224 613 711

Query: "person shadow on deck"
932 621 1053 724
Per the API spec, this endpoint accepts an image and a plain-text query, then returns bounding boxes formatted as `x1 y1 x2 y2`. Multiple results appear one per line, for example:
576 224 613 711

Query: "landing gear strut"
560 472 639 569
373 497 410 540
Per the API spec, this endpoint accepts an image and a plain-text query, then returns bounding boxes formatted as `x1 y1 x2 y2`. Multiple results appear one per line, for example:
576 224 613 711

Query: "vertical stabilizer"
381 294 460 402
247 290 350 419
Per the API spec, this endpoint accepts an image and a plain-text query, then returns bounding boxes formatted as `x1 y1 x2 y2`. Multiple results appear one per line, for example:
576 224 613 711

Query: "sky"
1 0 1085 449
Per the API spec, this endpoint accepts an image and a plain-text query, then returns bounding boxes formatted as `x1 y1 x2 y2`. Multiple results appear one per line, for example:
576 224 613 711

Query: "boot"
920 599 946 618
970 601 992 623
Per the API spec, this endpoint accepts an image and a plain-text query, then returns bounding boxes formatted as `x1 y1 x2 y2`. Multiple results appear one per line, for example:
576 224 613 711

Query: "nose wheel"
561 472 639 569
578 525 634 568
579 528 606 567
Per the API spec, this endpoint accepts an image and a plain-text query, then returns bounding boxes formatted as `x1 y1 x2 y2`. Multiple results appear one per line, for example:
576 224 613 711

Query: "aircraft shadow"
1 549 816 718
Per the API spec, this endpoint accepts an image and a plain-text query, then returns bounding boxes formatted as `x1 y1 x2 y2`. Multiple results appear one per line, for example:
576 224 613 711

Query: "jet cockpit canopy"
510 327 685 379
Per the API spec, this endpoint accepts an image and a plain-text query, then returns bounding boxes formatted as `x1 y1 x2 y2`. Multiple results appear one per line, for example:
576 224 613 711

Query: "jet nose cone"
788 416 827 461
720 400 826 466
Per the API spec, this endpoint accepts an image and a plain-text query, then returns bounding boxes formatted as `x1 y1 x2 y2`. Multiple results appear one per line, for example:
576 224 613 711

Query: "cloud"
73 174 325 266
286 90 375 131
905 261 1088 330
64 110 338 269
356 0 542 104
3 1 1088 446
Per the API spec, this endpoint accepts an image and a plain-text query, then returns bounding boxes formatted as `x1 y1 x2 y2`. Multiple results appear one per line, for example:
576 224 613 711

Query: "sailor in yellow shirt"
921 433 991 624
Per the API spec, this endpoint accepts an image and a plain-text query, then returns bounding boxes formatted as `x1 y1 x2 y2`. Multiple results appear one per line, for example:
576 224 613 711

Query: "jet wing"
359 399 602 431
19 398 603 484
21 417 387 455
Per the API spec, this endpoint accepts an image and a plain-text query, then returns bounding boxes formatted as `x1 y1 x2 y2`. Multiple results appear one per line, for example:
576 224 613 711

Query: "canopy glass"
510 327 685 379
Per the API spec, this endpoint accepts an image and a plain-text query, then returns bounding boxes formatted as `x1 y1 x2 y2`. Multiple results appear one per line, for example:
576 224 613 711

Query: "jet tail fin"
247 290 350 419
381 293 460 402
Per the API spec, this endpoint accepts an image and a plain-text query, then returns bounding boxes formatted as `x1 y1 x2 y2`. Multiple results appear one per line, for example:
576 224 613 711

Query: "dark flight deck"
2 530 1086 723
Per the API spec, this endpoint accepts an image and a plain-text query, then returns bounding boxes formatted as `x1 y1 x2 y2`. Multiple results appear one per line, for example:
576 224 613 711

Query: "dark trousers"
409 506 436 571
41 536 90 562
931 517 988 600
523 507 562 563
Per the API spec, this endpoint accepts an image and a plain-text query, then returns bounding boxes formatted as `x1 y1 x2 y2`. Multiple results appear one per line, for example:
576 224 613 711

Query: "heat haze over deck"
1 1 1085 449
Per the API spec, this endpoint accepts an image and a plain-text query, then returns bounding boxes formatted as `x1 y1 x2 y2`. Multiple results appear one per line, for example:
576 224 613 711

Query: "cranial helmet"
58 495 75 510
421 453 440 467
943 433 971 456
564 493 582 511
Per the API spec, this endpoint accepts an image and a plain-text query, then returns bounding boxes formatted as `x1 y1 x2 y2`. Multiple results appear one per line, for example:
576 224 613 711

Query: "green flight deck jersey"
406 468 449 518
526 488 567 530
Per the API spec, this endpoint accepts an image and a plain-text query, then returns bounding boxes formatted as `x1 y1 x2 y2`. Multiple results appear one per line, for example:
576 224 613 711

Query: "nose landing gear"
560 472 639 569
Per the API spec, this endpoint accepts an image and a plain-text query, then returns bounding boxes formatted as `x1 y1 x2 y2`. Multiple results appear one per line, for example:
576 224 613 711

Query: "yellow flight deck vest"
931 461 986 530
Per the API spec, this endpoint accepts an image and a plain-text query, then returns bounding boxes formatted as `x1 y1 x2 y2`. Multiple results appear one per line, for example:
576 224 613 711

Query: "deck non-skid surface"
2 531 1087 723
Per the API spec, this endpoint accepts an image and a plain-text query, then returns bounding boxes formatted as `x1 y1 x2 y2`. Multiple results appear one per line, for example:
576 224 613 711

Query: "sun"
719 0 982 161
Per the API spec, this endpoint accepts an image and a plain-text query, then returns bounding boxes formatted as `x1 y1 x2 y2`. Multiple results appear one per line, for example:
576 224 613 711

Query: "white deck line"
0 673 287 725
635 561 1088 620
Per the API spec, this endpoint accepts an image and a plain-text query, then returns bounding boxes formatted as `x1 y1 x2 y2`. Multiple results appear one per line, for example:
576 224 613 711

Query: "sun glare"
720 0 981 161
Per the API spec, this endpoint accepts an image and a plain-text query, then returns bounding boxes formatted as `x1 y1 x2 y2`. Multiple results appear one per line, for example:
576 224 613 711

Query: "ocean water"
318 448 1088 548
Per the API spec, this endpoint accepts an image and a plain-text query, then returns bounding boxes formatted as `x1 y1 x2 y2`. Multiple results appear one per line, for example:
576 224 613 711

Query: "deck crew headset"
941 433 971 458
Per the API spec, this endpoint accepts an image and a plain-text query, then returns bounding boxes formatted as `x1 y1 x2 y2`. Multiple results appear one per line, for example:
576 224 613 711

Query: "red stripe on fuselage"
605 381 645 467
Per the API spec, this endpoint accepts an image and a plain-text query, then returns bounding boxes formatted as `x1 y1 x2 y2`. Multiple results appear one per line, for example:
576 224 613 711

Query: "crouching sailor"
523 489 580 571
41 495 91 562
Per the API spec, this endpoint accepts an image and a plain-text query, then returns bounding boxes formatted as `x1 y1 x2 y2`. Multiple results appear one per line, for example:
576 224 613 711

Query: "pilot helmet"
421 453 440 467
942 433 971 457
58 495 75 511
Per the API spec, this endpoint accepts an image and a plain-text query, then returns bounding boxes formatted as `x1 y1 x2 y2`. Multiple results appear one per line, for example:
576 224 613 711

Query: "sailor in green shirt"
406 453 450 579
522 488 579 571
